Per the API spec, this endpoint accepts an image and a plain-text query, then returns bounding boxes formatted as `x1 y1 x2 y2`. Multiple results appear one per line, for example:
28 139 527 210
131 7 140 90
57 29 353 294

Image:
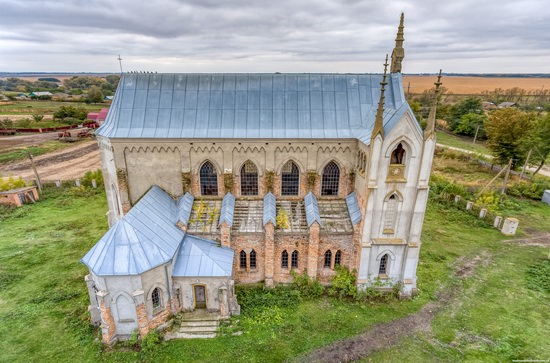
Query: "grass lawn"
436 130 489 155
0 167 549 362
0 100 106 115
0 140 82 165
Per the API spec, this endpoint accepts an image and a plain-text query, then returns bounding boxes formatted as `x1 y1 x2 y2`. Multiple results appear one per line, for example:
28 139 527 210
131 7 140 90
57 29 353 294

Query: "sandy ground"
0 140 101 182
0 131 60 151
402 75 549 94
0 114 54 121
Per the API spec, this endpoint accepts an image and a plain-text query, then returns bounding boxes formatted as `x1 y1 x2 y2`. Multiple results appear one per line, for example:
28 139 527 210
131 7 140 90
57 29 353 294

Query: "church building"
81 13 442 344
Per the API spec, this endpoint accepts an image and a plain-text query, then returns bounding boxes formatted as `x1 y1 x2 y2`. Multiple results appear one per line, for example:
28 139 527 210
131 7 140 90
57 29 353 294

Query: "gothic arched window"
291 250 299 268
324 250 332 268
379 254 389 275
240 160 258 196
335 250 342 266
239 250 247 269
250 250 257 269
281 250 289 268
321 161 340 196
200 161 218 196
151 288 161 310
391 143 406 164
281 161 300 196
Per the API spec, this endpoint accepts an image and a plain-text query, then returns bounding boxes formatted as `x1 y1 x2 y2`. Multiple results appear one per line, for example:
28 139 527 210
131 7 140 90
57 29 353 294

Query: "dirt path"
0 141 101 181
297 253 491 363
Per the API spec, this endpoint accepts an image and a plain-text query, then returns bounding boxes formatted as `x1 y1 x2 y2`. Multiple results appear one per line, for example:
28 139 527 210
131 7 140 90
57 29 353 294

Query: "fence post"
479 208 487 218
55 180 61 188
454 195 461 203
494 216 503 228
92 179 97 188
466 201 474 210
75 179 81 187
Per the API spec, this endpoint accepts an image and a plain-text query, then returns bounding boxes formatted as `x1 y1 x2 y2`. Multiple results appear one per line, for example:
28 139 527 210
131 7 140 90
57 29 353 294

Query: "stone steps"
164 311 222 340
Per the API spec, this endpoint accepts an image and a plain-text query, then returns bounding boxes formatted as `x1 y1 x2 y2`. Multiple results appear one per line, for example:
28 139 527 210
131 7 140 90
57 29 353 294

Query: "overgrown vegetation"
0 174 27 191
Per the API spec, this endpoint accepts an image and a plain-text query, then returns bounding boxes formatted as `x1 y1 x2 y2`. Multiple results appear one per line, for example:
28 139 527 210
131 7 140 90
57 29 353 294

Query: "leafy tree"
53 105 88 120
86 86 104 104
448 97 483 131
485 108 536 168
62 76 104 90
32 114 44 122
529 114 550 175
453 113 487 137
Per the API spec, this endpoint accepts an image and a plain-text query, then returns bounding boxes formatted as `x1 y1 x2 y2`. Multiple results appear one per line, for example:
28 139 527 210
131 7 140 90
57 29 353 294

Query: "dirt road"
0 140 101 181
0 131 60 151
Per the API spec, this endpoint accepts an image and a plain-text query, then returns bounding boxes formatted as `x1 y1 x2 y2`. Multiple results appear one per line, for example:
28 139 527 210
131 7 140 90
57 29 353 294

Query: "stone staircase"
164 310 222 340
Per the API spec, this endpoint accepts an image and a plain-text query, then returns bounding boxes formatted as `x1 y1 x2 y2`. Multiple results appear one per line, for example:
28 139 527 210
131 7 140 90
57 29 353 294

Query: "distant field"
0 73 112 82
403 75 549 94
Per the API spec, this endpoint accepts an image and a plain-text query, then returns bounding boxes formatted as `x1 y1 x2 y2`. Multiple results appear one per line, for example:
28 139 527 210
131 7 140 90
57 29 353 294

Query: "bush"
141 330 161 353
508 178 550 200
236 284 301 314
0 175 27 192
429 174 468 200
328 266 358 300
53 105 88 120
290 270 325 298
81 169 103 188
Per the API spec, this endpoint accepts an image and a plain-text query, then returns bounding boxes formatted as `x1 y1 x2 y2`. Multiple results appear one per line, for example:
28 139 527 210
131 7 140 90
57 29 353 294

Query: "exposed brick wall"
264 222 275 286
317 233 355 283
231 233 265 283
273 233 309 283
99 301 116 344
220 223 231 247
136 302 149 337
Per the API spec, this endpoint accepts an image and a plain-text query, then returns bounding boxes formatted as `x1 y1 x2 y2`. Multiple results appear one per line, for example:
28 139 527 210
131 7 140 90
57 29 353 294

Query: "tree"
530 114 550 175
53 105 88 120
453 113 487 137
87 86 104 104
485 108 536 168
448 97 483 131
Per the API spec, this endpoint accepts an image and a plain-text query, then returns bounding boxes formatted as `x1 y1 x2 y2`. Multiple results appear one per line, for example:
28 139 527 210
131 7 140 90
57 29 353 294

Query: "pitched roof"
304 192 322 227
345 191 362 226
81 185 184 276
218 192 235 227
96 72 417 144
172 235 234 277
263 192 276 226
177 192 194 226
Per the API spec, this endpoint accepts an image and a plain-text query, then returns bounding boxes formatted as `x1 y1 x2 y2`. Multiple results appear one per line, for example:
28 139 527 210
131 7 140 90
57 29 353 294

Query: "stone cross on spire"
371 54 389 142
424 69 443 140
390 13 405 73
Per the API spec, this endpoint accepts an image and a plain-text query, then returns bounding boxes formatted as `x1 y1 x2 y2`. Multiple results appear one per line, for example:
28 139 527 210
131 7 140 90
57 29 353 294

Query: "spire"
371 55 389 142
390 12 405 73
424 70 443 140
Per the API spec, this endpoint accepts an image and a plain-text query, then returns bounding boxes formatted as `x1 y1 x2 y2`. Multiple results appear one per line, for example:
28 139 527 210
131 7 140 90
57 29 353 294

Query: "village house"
82 13 443 344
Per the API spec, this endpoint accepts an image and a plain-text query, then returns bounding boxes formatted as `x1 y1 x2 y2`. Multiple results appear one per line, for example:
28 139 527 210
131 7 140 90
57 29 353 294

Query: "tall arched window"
321 161 340 196
240 160 258 196
281 250 289 268
281 161 300 196
391 143 406 164
383 194 398 233
239 250 247 269
324 250 332 268
379 254 389 275
291 250 299 268
250 250 257 269
151 288 161 310
335 250 342 266
200 161 218 196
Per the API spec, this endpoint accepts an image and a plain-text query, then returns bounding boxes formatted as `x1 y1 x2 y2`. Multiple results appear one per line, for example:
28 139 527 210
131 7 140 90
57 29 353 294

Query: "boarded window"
391 143 406 164
291 250 299 268
384 194 398 232
324 250 332 268
200 161 218 196
241 160 258 196
250 249 257 269
379 254 389 275
335 250 342 266
239 250 247 269
281 161 300 196
281 250 289 268
321 161 340 196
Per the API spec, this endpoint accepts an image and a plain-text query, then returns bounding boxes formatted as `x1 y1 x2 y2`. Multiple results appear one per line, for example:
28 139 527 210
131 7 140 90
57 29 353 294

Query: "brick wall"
231 233 265 283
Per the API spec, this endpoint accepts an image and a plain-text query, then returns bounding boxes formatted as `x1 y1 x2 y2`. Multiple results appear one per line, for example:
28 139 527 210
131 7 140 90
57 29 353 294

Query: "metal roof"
263 192 276 226
345 191 362 226
81 185 184 276
218 192 235 227
172 235 234 277
304 192 322 227
96 73 417 144
177 192 194 226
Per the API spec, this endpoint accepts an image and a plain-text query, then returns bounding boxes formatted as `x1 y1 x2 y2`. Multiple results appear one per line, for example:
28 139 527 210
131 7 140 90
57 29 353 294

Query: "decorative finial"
372 55 389 142
390 13 405 73
424 69 443 140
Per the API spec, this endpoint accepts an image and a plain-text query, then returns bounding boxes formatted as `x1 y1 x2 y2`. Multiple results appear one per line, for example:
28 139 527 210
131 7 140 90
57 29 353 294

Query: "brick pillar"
84 275 101 326
307 222 320 279
96 291 116 344
220 222 231 248
116 168 131 213
132 290 149 337
264 221 275 287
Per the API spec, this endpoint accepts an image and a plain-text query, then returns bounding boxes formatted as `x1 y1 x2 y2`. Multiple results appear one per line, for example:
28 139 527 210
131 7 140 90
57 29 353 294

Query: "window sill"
382 229 394 234
118 318 135 323
378 274 389 280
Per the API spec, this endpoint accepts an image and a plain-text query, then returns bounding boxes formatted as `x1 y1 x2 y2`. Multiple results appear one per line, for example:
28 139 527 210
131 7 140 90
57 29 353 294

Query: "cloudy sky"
0 0 548 74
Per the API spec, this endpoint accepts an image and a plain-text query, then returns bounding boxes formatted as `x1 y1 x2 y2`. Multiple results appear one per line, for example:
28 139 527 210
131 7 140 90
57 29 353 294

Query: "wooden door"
194 285 206 309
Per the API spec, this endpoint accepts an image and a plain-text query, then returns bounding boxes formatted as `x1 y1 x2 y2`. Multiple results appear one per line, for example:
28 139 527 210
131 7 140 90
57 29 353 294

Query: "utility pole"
520 149 532 180
28 153 42 194
472 125 481 151
501 158 513 194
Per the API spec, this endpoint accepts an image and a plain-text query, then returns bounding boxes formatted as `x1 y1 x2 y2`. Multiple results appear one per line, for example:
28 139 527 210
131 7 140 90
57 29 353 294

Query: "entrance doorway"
194 285 206 309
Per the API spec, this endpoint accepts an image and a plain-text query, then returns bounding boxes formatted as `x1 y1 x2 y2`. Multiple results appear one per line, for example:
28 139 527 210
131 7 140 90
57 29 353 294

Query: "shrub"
32 114 44 122
141 330 161 353
328 266 358 300
81 169 103 188
290 270 325 298
276 208 290 229
0 175 27 192
429 174 468 200
508 178 550 200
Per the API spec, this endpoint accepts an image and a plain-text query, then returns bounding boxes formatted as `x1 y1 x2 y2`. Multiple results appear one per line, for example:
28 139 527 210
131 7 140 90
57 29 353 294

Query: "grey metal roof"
81 185 184 276
96 73 418 144
345 191 362 226
177 192 194 226
172 235 234 277
263 192 276 226
218 192 235 227
304 192 322 227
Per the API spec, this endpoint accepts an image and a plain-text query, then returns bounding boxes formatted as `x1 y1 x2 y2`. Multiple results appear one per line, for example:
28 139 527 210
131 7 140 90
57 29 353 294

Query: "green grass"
0 100 105 115
0 141 82 165
436 130 490 155
0 174 549 362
